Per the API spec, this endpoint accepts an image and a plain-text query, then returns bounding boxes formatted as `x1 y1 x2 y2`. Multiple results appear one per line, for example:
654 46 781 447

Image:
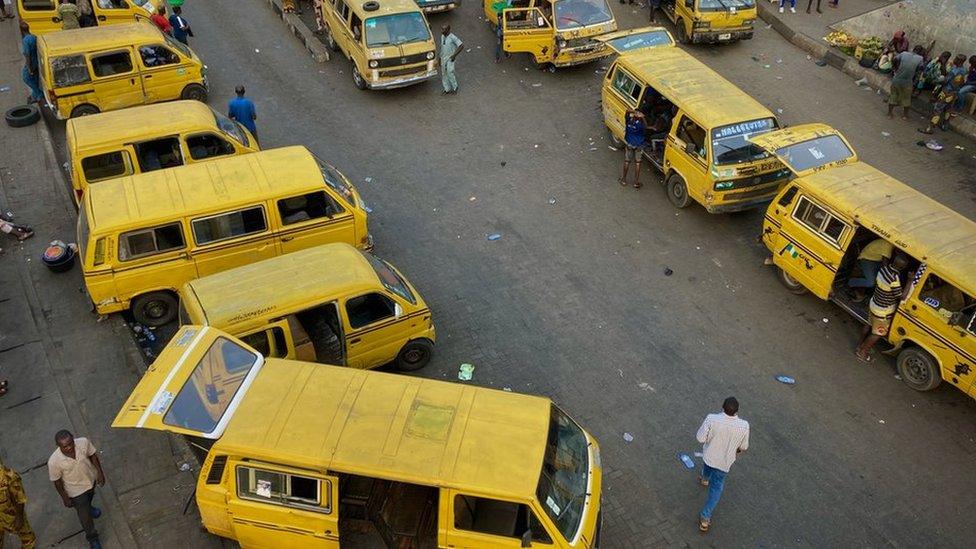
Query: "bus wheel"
676 21 689 44
70 104 99 118
666 173 691 208
897 348 942 391
352 66 368 90
395 339 433 372
132 291 178 327
777 267 808 295
324 27 339 52
181 84 208 102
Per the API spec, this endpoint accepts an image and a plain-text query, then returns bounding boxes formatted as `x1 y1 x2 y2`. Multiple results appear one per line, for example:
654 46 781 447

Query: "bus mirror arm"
520 530 533 548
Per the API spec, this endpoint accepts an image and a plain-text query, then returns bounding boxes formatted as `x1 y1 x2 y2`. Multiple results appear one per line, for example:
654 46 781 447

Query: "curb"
265 0 330 63
756 3 976 141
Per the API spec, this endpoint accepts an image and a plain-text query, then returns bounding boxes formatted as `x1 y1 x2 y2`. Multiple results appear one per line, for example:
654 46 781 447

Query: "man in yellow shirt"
848 238 893 300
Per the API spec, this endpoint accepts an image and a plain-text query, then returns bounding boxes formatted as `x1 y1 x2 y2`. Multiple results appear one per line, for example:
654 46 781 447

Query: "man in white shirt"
695 397 749 532
48 430 106 549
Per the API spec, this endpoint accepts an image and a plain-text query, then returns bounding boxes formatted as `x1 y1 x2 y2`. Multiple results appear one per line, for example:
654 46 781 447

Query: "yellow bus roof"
797 162 976 291
619 47 775 129
182 244 379 332
85 146 322 232
350 0 422 17
217 359 552 499
38 22 164 56
67 101 221 152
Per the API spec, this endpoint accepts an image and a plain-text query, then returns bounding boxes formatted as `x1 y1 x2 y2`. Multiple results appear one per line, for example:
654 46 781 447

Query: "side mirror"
684 141 696 155
685 0 694 7
520 530 533 548
394 302 404 318
948 312 965 328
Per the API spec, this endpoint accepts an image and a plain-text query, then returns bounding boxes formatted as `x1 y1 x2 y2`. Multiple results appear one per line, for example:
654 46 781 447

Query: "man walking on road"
48 431 106 549
169 6 191 45
439 25 463 95
19 22 43 104
1 457 36 549
228 85 258 143
695 397 749 533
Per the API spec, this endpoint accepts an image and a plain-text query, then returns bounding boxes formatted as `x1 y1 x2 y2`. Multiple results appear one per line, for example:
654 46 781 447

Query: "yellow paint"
78 146 371 324
320 0 438 90
37 22 207 120
18 0 167 36
113 326 603 548
66 101 259 204
760 124 976 400
602 46 790 213
179 243 436 371
660 0 757 45
485 0 618 67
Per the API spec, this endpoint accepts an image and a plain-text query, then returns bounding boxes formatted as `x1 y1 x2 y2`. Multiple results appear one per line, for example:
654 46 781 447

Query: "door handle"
130 78 136 85
281 236 295 242
98 15 106 21
144 75 153 79
349 338 361 344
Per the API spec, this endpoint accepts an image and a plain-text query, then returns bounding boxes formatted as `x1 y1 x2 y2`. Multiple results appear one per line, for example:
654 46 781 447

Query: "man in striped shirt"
855 253 909 362
695 397 749 533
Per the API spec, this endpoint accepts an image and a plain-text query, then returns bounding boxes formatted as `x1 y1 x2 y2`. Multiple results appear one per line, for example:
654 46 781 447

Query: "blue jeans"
700 463 727 520
955 84 975 109
848 259 880 289
779 0 796 7
22 66 43 102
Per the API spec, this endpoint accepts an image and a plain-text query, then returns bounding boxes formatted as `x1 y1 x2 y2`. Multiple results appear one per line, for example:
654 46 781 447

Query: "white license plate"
719 33 732 40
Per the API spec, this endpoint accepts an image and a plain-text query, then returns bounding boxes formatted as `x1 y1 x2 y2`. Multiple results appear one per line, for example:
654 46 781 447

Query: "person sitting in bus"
847 237 893 302
920 276 967 322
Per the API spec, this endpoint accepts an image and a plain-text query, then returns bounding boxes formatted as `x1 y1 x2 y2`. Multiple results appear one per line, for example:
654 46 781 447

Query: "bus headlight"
426 51 435 60
714 181 734 191
369 60 378 68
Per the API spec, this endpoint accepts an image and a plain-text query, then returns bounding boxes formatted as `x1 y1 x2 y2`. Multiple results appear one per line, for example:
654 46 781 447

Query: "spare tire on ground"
5 104 41 128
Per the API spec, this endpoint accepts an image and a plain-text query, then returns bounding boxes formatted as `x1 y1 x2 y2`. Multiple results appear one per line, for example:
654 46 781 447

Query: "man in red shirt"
150 6 172 35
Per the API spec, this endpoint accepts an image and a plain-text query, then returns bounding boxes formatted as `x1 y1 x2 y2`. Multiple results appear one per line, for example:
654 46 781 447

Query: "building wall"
832 0 976 56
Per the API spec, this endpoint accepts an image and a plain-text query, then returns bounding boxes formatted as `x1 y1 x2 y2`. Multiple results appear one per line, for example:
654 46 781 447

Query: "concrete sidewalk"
756 0 976 140
0 22 220 549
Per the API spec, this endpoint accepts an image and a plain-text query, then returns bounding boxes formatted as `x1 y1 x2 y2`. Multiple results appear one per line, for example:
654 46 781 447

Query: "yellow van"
18 0 164 35
113 325 603 549
78 146 371 326
179 243 436 371
38 22 207 120
414 0 459 13
485 0 618 69
319 0 438 90
602 43 790 212
67 101 259 204
658 0 756 44
755 124 976 399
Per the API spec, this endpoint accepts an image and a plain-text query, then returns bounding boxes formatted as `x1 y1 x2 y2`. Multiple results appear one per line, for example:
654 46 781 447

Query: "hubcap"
145 301 168 320
404 348 425 363
905 355 930 383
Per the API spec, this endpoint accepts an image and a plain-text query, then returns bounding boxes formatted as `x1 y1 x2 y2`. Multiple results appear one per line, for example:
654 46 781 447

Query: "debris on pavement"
694 451 703 458
664 267 673 276
678 453 695 469
776 375 796 385
878 419 886 424
0 86 10 93
458 363 475 381
179 462 191 472
822 318 829 323
469 196 477 202
637 382 655 392
623 432 634 443
364 176 373 183
487 233 501 241
881 131 891 137
954 145 966 150
925 140 944 151
548 197 556 205
815 59 828 67
854 77 868 86
608 145 619 151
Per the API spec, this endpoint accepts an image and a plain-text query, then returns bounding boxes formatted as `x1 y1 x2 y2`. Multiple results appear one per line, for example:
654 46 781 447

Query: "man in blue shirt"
169 6 191 46
620 109 646 189
228 85 258 142
20 21 43 104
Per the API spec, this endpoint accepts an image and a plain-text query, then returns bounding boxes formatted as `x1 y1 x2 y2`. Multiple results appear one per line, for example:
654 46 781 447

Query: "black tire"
70 104 99 118
666 173 691 208
676 20 689 44
777 267 808 295
352 66 368 90
132 291 178 327
324 27 339 52
896 348 943 391
395 339 433 372
5 104 41 128
181 84 208 102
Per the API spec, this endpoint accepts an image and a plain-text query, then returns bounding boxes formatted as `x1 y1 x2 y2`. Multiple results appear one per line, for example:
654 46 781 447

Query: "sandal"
633 182 642 190
0 379 8 397
698 476 709 487
855 351 873 363
699 517 710 532
618 177 627 187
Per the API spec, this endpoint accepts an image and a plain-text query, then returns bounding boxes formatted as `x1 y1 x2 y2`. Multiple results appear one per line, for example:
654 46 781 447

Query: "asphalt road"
58 1 976 546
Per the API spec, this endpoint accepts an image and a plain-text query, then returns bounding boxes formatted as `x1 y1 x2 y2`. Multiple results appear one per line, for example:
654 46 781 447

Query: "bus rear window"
776 134 854 173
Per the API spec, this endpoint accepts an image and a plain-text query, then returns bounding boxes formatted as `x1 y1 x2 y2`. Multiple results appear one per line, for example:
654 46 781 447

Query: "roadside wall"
831 0 976 54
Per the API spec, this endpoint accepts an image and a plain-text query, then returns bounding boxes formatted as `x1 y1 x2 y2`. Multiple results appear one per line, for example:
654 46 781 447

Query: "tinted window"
238 328 286 358
277 191 343 225
677 116 706 158
139 45 180 68
316 160 356 207
118 223 185 261
192 207 267 245
22 0 55 10
91 51 133 77
186 134 235 160
345 293 395 329
776 134 854 173
51 55 91 87
453 495 552 543
81 151 130 182
135 137 183 171
611 68 641 102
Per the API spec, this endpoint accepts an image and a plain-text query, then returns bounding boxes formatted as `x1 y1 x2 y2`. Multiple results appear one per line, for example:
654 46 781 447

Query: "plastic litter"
776 375 796 385
854 77 868 86
925 140 943 151
363 205 373 213
469 196 477 202
364 176 373 183
776 108 784 114
881 131 891 137
254 49 260 53
694 451 704 458
623 432 634 443
548 197 556 205
894 374 902 380
878 419 886 424
663 267 673 276
0 86 9 93
458 363 475 381
487 233 501 241
179 462 191 472
954 145 966 150
531 83 542 87
678 453 695 469
822 317 829 323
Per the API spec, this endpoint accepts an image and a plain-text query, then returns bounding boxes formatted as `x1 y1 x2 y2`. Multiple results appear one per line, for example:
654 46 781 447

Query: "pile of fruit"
858 36 884 58
824 30 859 55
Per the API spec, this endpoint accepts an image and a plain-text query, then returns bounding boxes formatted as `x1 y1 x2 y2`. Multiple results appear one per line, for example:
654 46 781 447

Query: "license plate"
719 33 732 40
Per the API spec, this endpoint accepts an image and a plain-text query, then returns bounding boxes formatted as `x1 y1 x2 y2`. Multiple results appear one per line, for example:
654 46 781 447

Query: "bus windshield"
554 0 613 31
536 405 589 541
365 13 431 47
712 118 776 166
